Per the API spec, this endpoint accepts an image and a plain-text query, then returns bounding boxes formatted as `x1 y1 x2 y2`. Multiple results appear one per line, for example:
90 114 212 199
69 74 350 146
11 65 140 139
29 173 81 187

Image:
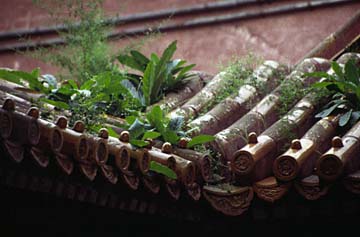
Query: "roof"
1 50 360 216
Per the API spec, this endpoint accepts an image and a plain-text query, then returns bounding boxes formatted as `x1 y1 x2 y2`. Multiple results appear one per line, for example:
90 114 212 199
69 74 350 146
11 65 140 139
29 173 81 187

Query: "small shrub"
307 59 360 127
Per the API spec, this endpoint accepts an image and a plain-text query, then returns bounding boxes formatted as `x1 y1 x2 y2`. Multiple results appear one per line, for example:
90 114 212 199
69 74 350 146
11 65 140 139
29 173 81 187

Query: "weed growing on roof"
120 105 214 148
208 149 231 182
196 53 263 116
118 40 195 106
0 0 217 180
276 118 298 153
275 63 331 117
276 76 307 116
307 59 360 127
25 1 195 122
67 94 107 129
217 53 263 103
31 0 118 84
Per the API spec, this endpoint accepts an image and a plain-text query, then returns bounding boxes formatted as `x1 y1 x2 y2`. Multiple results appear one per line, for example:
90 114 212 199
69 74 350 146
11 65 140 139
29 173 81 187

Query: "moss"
277 76 306 116
218 53 263 101
196 53 263 117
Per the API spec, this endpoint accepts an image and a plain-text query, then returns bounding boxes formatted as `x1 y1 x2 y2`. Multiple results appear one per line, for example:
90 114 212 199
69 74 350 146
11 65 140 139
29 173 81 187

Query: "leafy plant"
118 41 195 106
0 68 134 133
149 161 177 180
122 105 215 148
31 0 118 84
123 105 184 147
0 68 50 94
277 75 308 116
186 135 215 148
307 59 360 126
81 72 144 117
190 53 263 117
216 54 263 103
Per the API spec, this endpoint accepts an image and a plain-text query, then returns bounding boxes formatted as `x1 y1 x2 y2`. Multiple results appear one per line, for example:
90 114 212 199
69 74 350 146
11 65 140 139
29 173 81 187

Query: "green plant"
276 76 307 116
186 135 215 148
0 68 50 94
21 1 197 121
216 54 263 103
191 53 263 117
307 59 360 126
30 0 119 84
0 68 130 134
118 41 195 106
149 161 177 180
122 105 214 147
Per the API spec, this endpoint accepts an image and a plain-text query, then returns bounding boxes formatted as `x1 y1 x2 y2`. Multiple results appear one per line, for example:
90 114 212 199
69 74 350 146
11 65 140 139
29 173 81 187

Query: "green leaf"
149 41 178 101
170 59 187 74
149 161 177 179
87 124 102 134
315 102 343 118
149 67 166 103
166 59 183 73
53 86 77 97
80 79 95 90
342 81 358 93
0 69 24 85
142 131 161 140
146 105 164 130
118 54 143 72
162 129 179 144
120 79 144 105
125 115 137 125
90 92 109 102
125 73 142 86
17 71 47 93
92 73 111 94
67 79 78 89
161 41 177 63
130 139 149 148
130 50 149 71
326 82 345 93
0 68 49 93
40 98 69 110
31 67 41 78
331 61 344 81
128 118 146 139
150 53 159 63
339 109 353 127
303 71 331 79
168 116 184 131
142 61 156 106
312 81 337 89
344 60 359 85
323 99 347 109
107 127 119 137
176 64 196 80
88 124 117 137
187 135 215 148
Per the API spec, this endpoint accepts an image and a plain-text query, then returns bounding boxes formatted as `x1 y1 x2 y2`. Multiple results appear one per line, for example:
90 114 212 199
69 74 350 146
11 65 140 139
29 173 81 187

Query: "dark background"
1 181 359 237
